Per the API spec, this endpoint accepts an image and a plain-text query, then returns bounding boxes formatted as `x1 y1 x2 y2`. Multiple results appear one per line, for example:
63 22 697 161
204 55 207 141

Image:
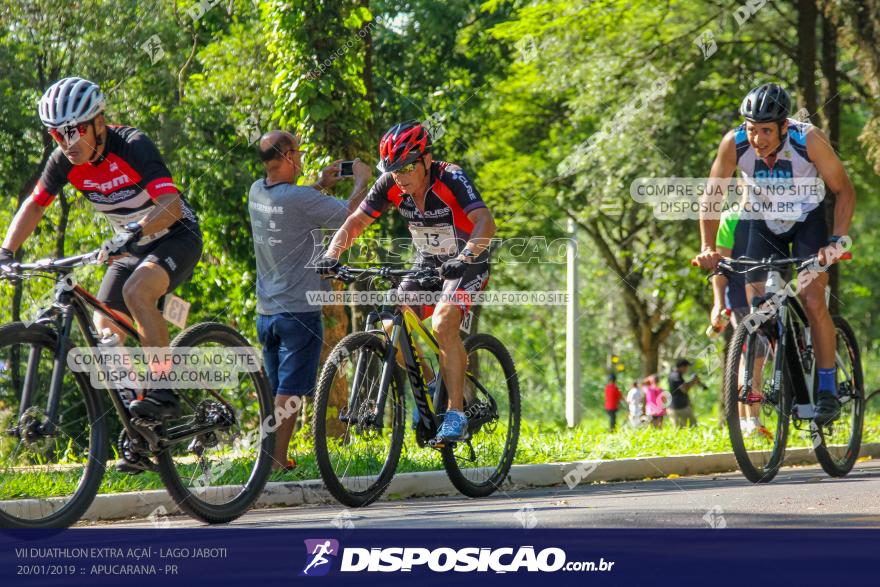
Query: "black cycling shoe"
114 459 146 475
129 389 181 421
814 391 841 426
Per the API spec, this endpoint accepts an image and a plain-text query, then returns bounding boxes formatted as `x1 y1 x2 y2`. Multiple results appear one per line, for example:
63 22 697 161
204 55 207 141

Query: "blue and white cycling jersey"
734 118 822 235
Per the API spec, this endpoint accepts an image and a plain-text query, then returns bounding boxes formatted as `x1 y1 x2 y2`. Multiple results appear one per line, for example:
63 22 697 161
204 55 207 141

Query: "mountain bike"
312 265 520 507
716 255 863 483
0 248 274 527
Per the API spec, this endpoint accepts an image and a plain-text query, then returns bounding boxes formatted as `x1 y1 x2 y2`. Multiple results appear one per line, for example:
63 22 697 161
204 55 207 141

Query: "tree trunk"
639 333 660 377
820 0 880 174
55 191 70 259
12 138 54 322
321 281 350 437
796 0 820 123
821 11 841 314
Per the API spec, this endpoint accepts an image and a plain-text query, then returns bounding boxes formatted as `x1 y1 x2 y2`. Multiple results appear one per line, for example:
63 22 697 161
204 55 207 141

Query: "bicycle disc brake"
15 407 53 448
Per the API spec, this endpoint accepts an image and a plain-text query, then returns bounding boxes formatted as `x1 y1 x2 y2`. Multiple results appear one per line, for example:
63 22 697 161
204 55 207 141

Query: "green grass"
3 413 879 499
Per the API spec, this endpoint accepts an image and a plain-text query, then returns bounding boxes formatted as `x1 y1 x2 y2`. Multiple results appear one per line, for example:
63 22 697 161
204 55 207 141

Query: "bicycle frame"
743 271 819 422
14 260 212 451
21 275 141 440
349 307 443 435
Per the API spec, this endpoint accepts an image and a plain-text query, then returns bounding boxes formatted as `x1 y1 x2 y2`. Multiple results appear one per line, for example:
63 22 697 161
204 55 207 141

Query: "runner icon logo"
301 539 340 577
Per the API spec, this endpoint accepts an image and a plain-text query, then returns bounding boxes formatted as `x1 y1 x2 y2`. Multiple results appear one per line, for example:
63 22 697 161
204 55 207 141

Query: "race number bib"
162 294 190 329
409 225 457 256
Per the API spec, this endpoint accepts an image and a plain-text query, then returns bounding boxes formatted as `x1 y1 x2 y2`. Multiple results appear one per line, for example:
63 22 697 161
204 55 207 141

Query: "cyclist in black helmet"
694 83 857 425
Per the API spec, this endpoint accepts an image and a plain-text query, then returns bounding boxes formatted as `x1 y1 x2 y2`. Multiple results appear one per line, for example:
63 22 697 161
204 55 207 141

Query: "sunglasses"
48 122 89 144
392 157 423 175
259 148 301 162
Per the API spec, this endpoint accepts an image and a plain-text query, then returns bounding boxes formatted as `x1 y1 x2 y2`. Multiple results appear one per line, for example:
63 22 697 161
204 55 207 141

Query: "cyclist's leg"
790 206 838 421
126 231 202 419
123 230 203 348
432 261 489 416
94 255 140 343
792 205 832 371
742 220 790 412
433 302 467 412
731 308 764 424
122 262 171 347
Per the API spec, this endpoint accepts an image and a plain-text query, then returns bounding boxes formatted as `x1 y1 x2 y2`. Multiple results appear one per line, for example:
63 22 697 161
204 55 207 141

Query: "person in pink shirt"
643 375 666 428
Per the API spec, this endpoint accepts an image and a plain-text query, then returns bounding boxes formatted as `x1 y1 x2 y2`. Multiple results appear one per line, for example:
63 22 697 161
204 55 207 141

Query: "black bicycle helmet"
740 83 791 123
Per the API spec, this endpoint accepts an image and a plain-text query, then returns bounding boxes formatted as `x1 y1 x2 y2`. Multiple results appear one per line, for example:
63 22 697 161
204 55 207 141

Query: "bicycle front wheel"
0 322 108 528
442 333 520 497
814 316 864 477
724 320 790 483
313 332 405 507
156 323 274 524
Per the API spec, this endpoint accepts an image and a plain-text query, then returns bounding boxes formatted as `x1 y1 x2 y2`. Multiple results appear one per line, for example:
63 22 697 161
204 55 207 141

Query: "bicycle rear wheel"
724 320 790 483
0 322 107 528
156 323 274 524
814 316 864 477
313 332 405 507
441 333 520 497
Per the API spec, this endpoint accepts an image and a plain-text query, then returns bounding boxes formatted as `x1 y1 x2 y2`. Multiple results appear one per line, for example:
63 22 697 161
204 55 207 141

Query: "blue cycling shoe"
430 409 469 446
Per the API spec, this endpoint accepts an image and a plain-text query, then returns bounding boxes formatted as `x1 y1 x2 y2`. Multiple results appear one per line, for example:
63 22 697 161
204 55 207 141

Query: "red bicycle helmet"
377 120 431 173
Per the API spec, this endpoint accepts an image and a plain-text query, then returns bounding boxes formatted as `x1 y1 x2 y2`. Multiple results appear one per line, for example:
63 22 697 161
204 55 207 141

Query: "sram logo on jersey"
340 546 566 573
82 174 132 192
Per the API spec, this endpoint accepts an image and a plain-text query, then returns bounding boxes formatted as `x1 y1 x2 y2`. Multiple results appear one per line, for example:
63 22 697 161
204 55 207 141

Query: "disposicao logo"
301 539 340 577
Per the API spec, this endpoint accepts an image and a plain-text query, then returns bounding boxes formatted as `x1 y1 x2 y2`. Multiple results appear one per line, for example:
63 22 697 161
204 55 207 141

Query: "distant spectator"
626 380 644 427
603 373 623 432
667 358 700 428
643 374 665 428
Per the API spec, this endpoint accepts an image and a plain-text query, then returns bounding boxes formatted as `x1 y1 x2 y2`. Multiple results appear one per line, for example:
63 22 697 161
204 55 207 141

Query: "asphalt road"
93 457 880 529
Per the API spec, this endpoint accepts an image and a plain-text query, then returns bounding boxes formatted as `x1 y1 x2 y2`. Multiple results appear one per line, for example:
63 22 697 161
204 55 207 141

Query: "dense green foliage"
0 0 878 430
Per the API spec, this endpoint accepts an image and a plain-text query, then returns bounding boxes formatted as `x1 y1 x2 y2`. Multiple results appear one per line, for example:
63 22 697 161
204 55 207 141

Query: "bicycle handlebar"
326 265 442 287
714 251 852 277
0 249 102 280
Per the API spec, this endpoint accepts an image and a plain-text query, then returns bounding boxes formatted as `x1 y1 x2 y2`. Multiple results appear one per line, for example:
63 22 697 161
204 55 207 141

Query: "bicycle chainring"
117 429 156 471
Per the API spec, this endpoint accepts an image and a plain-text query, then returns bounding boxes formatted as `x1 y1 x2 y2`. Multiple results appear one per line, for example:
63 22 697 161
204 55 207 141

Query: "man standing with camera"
248 130 370 471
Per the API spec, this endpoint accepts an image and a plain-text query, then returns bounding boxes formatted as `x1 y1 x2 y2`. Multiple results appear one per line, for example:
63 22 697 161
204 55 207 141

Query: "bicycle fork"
12 306 75 441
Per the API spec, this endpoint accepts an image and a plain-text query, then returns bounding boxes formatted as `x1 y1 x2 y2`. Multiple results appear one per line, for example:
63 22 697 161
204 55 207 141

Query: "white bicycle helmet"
38 77 105 128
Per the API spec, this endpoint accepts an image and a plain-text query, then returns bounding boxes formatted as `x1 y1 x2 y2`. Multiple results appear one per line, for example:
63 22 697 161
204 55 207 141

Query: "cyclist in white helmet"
0 77 202 438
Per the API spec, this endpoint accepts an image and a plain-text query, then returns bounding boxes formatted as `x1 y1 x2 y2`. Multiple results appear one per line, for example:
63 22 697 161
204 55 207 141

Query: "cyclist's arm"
346 159 372 214
712 244 732 308
325 210 375 259
2 195 48 252
136 193 183 235
807 127 856 236
461 207 496 257
700 130 738 251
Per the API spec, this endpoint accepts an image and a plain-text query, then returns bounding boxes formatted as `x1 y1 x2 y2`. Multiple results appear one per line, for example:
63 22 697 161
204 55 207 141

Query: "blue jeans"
256 311 323 396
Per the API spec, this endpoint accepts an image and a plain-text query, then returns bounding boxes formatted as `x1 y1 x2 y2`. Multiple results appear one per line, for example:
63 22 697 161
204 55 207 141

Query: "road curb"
82 443 880 522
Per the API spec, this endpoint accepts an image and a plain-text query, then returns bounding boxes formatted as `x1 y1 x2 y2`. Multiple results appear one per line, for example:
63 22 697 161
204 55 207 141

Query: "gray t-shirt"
248 179 348 315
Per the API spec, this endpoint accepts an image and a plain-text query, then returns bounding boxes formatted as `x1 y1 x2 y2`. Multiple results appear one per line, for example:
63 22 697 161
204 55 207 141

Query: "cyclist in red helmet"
317 120 497 444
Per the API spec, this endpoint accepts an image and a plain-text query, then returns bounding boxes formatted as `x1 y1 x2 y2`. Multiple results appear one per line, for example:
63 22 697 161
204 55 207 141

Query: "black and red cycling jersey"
33 125 199 245
359 161 487 260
